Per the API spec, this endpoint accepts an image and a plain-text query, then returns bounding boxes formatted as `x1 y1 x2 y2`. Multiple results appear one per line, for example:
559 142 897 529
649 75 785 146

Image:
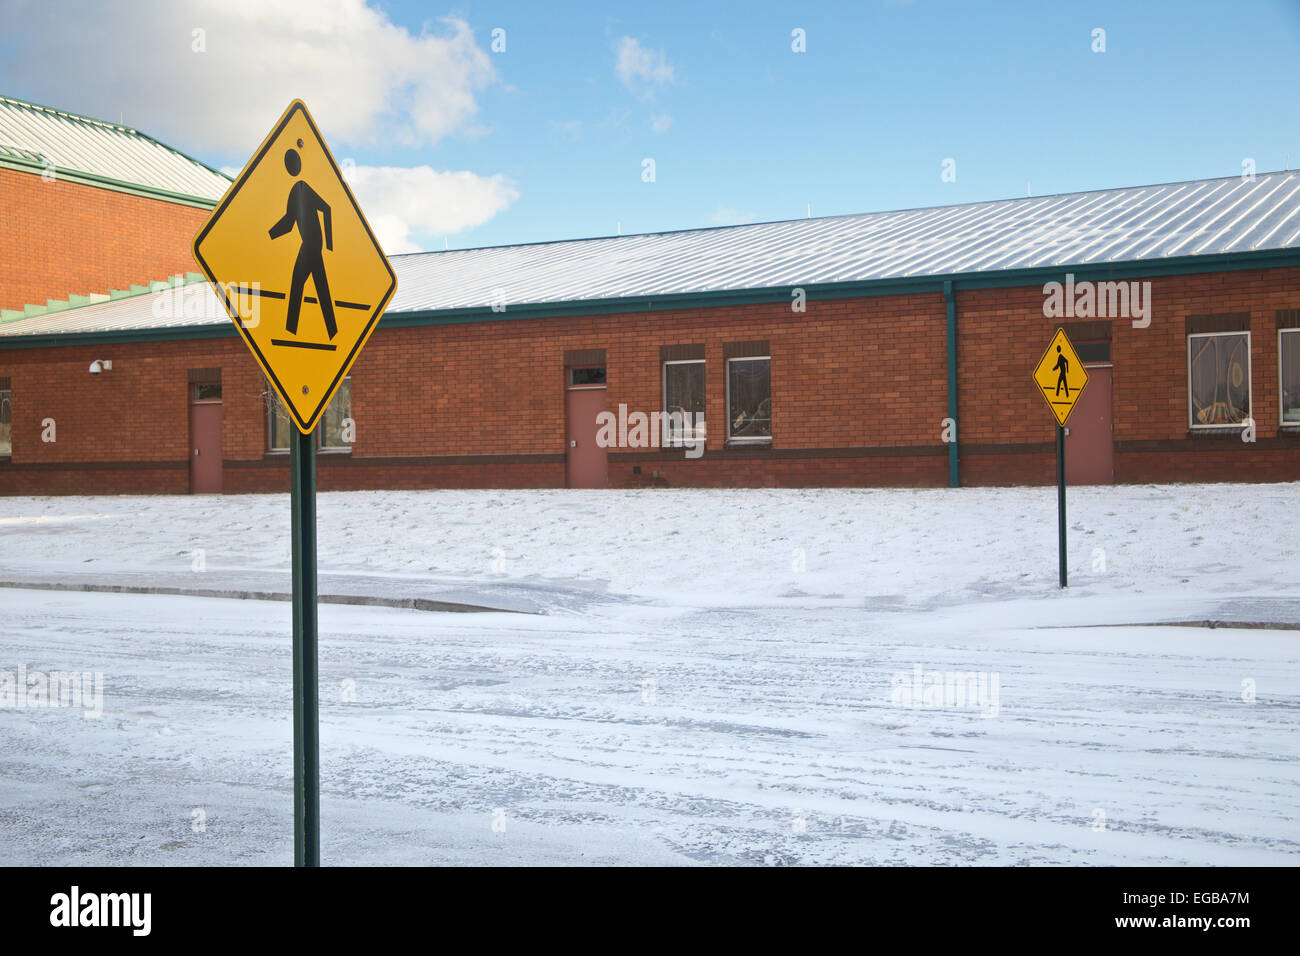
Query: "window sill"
1186 427 1247 438
725 438 773 448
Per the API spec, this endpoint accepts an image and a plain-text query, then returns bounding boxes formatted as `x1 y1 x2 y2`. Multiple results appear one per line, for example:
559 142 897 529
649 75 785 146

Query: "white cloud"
0 0 496 156
344 165 519 253
650 114 673 133
614 37 675 95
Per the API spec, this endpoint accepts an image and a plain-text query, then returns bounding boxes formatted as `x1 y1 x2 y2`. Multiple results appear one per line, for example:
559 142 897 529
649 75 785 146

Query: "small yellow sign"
1032 327 1090 427
192 100 397 433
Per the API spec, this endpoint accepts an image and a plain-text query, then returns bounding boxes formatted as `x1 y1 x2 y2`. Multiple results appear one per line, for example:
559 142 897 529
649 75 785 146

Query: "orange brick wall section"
2 265 1300 494
0 167 214 312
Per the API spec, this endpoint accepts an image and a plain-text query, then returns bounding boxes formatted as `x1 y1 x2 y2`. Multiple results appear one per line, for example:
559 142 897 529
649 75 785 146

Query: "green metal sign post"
290 428 320 866
1033 328 1087 592
191 99 397 868
1056 424 1067 589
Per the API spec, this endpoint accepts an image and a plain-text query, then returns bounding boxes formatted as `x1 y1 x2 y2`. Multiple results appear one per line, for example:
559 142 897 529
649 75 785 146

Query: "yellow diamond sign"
192 99 397 433
1033 327 1090 427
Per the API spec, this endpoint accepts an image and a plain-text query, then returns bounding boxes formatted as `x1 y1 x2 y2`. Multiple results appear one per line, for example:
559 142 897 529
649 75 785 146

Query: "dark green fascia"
5 246 1300 351
0 323 237 350
0 156 218 209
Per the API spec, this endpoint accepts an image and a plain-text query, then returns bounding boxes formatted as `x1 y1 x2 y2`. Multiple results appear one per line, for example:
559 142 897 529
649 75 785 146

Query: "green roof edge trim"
0 155 219 208
2 246 1299 351
0 273 206 325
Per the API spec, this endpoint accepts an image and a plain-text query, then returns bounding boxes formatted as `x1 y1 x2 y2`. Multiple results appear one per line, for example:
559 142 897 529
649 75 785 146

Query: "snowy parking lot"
1 484 1298 865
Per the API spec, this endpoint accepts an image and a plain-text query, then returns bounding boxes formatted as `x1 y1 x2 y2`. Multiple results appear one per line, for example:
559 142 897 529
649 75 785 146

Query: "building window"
1188 332 1251 428
1281 329 1300 427
268 388 293 452
192 382 222 402
0 383 10 457
1076 341 1111 364
268 378 351 451
569 366 606 387
319 378 352 450
727 357 771 441
663 360 705 440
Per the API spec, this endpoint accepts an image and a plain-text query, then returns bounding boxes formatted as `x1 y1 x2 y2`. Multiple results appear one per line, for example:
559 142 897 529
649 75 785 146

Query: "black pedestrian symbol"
1053 345 1070 397
269 147 336 342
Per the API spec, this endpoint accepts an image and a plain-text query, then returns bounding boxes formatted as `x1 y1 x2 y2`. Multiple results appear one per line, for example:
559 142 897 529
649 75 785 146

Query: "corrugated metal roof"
3 169 1299 339
0 95 230 201
386 170 1300 312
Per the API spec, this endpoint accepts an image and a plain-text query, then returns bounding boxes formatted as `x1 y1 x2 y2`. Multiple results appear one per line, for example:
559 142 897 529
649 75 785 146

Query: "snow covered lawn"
1 484 1297 865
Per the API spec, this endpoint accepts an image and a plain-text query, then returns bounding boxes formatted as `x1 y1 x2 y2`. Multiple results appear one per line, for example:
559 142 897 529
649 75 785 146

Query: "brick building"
0 94 230 315
2 151 1299 492
0 94 230 484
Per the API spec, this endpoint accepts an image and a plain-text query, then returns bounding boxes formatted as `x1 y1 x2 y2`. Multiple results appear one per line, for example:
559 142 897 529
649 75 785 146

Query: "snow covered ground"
1 484 1297 865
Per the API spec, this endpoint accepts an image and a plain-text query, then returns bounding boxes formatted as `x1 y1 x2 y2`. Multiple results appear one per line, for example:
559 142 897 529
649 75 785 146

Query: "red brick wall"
2 265 1299 494
956 266 1300 483
0 167 213 312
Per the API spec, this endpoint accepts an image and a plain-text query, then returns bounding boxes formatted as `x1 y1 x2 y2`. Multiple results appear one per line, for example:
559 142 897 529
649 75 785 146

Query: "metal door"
189 383 223 494
565 383 608 489
1065 365 1113 485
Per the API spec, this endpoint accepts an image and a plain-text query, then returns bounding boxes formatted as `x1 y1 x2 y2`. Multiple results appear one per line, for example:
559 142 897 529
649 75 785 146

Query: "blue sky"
3 0 1298 253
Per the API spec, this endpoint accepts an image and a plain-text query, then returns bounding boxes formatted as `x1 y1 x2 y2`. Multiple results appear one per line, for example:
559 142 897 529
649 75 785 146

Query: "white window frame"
725 355 772 444
1187 331 1252 431
662 358 706 441
1279 327 1300 429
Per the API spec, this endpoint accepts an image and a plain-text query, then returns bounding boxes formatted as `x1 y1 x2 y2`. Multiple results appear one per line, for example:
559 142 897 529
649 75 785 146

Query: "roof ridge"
0 93 139 135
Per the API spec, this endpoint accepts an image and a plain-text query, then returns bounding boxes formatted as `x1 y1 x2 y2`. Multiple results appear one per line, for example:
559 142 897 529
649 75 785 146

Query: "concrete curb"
1145 619 1300 631
0 579 529 615
1037 619 1300 632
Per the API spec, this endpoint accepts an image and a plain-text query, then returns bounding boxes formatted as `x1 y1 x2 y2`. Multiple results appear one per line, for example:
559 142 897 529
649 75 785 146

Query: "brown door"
565 383 608 489
189 383 223 494
1065 365 1113 485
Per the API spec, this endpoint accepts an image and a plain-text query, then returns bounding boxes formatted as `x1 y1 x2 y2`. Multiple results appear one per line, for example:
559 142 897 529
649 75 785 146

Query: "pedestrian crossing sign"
192 99 397 434
1033 327 1089 427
